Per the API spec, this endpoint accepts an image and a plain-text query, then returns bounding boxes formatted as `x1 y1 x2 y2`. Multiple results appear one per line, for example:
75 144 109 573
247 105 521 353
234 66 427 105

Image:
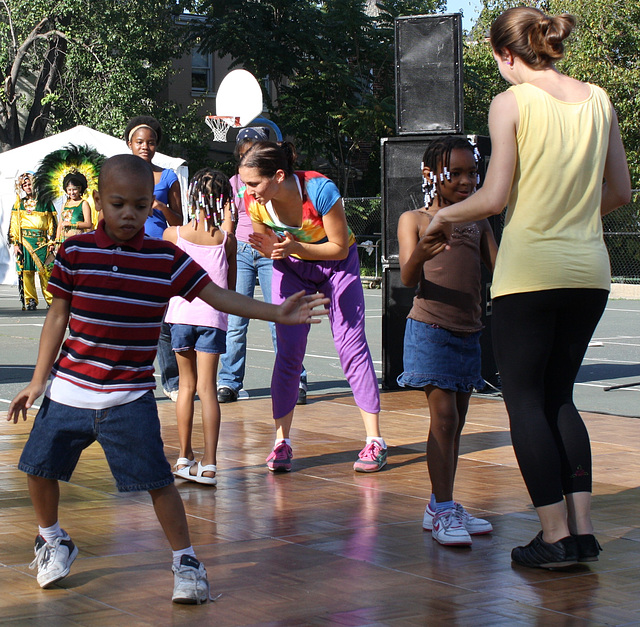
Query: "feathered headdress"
34 144 106 227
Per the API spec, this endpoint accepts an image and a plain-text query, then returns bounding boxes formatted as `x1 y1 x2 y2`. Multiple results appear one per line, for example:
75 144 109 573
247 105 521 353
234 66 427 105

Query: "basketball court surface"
1 285 639 418
0 284 638 624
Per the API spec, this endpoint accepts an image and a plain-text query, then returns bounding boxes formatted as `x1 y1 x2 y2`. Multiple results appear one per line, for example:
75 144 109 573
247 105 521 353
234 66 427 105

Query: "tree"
0 0 194 153
1 1 68 148
194 0 444 195
193 0 323 102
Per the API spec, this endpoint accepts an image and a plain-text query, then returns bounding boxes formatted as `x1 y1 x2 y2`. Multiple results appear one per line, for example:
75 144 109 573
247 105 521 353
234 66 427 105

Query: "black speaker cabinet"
395 14 464 135
380 134 500 390
382 265 414 390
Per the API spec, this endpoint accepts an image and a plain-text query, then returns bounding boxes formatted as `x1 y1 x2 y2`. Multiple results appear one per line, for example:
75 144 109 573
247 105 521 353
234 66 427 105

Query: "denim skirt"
397 318 485 392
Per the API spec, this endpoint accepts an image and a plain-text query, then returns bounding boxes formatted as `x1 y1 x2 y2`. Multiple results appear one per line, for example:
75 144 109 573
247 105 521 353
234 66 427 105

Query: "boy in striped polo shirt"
7 154 328 604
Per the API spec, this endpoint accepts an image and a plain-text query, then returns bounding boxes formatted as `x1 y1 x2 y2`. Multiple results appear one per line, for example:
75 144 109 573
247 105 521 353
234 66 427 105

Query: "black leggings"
492 289 608 507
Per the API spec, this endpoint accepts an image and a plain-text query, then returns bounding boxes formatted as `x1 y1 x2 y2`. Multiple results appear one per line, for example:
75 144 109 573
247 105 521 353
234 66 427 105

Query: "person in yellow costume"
8 173 57 310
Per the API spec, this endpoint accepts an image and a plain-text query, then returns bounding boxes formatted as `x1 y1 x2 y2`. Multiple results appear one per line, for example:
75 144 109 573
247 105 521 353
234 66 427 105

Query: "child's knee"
429 415 460 440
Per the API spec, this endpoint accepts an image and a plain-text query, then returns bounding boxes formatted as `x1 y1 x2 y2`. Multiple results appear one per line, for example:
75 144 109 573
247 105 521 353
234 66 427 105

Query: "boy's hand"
276 290 330 325
6 383 46 424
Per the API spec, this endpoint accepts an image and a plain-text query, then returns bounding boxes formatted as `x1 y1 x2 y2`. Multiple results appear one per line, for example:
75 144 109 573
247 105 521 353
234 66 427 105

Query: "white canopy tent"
0 125 188 285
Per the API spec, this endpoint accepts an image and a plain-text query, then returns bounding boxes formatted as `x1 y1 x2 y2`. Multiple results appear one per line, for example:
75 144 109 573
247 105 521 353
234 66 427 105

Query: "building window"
192 48 213 94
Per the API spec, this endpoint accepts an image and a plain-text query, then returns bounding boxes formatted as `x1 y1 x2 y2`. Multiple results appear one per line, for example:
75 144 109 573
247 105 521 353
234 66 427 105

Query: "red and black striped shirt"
47 222 211 392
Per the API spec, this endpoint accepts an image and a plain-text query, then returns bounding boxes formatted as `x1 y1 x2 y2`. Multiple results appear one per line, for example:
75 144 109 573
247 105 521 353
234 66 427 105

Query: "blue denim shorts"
18 391 174 492
170 324 226 354
397 318 485 392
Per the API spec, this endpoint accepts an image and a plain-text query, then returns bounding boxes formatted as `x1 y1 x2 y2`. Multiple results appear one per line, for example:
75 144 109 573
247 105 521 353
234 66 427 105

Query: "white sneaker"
29 533 78 588
454 502 493 535
431 509 472 546
172 555 210 604
422 502 438 530
423 502 492 535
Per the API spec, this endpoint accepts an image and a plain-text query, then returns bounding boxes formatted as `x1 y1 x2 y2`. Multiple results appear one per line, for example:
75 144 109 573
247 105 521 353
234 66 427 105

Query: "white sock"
275 438 292 447
366 436 386 449
39 522 65 544
172 546 197 569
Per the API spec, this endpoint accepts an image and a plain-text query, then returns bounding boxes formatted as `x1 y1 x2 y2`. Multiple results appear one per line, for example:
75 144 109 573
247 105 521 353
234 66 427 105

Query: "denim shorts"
170 324 226 354
18 391 174 492
397 318 485 392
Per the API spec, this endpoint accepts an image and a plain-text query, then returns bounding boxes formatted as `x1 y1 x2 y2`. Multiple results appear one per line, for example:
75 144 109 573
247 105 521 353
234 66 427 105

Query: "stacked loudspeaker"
381 14 500 390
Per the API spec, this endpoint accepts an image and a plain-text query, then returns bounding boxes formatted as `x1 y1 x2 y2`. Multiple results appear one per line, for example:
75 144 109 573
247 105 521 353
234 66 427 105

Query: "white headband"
128 124 156 142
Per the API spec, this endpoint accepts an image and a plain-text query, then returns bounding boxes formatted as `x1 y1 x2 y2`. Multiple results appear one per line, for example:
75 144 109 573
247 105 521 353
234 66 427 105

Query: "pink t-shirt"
230 173 253 244
165 228 229 331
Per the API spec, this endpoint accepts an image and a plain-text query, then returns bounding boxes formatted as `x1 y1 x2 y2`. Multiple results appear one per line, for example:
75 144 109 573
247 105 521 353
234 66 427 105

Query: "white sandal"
191 462 217 486
173 457 196 479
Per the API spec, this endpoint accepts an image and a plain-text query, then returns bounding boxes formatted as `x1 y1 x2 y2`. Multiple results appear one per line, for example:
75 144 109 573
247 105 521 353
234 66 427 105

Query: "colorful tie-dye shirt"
245 171 355 258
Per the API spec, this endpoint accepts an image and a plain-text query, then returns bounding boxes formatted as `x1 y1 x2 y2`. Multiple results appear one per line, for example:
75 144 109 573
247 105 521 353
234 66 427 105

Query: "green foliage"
192 0 323 96
193 0 445 196
0 0 202 160
51 1 189 137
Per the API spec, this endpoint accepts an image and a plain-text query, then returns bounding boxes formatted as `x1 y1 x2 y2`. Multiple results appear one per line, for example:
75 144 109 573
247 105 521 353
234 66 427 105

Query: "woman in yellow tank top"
426 6 631 569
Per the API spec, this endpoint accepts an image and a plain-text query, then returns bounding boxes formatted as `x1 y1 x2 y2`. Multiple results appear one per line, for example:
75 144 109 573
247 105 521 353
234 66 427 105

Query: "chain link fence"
345 191 640 287
344 197 382 286
603 190 640 283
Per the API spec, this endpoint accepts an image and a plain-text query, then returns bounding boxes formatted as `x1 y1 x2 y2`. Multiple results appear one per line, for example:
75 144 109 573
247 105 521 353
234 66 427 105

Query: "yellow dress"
8 197 57 309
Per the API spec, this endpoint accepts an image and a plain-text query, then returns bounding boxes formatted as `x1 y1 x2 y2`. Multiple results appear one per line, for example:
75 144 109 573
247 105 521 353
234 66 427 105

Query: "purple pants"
271 244 380 419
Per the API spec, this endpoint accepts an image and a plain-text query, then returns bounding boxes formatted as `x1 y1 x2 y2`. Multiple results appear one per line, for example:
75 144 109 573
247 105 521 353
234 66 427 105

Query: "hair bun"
531 13 575 61
490 7 575 69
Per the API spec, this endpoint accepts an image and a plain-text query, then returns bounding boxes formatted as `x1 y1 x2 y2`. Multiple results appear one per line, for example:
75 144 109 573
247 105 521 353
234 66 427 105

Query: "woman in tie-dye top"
241 141 386 474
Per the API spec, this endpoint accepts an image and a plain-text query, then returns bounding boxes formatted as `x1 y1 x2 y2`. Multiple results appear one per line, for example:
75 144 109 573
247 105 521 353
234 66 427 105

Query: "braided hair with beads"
421 137 480 208
187 168 236 230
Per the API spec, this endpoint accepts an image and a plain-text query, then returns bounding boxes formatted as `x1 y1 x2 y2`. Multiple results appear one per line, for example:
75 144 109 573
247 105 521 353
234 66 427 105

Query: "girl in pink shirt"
164 169 237 485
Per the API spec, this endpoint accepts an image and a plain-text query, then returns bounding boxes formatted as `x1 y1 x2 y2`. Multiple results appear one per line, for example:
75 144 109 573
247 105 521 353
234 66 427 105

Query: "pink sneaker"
353 440 388 473
266 441 293 472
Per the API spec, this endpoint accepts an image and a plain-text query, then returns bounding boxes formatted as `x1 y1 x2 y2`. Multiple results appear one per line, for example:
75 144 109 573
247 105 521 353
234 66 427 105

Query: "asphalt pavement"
0 283 638 419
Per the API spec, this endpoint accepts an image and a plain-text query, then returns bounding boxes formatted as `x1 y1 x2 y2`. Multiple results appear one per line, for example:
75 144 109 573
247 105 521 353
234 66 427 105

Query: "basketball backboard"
216 69 263 127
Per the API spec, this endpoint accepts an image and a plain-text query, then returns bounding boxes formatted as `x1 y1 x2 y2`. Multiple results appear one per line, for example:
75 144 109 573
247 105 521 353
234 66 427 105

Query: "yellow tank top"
491 82 613 299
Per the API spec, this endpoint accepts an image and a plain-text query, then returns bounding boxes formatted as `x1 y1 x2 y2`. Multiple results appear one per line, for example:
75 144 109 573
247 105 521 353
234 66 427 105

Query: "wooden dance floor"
1 389 639 625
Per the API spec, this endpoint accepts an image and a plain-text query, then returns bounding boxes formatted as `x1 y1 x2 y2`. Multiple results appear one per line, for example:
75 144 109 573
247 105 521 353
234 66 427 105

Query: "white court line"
583 356 640 365
245 346 382 365
0 323 44 328
0 398 41 408
604 308 640 313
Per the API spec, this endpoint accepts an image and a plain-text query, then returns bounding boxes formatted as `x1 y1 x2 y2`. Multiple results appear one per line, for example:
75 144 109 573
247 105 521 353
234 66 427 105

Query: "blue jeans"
217 242 306 392
19 391 174 492
158 321 179 393
170 324 227 354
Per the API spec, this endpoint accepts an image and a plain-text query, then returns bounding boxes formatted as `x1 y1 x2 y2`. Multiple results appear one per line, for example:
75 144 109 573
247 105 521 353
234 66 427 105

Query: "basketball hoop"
205 115 240 142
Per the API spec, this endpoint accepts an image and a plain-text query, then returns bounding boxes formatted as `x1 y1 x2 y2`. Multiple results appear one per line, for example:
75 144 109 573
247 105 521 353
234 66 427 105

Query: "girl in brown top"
397 136 498 548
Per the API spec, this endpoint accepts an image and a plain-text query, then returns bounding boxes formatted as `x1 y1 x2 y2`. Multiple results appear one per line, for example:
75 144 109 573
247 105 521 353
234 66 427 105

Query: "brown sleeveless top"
408 220 485 334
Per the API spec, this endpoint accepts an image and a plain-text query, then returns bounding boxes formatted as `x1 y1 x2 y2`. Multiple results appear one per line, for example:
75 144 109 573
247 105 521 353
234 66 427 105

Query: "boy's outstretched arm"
7 297 70 423
197 282 329 326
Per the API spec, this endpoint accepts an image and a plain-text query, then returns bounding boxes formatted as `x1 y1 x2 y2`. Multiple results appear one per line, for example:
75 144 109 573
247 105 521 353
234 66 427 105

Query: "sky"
446 0 483 31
